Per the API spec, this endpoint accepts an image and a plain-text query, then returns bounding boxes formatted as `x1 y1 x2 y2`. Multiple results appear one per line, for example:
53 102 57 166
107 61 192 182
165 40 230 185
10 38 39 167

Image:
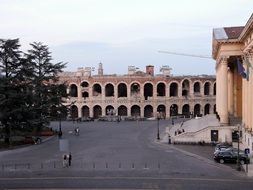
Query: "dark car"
24 136 42 145
214 151 250 164
213 144 232 155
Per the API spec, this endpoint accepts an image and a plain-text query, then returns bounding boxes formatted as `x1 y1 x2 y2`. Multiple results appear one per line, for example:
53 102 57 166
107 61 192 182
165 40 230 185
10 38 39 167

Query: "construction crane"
158 50 212 59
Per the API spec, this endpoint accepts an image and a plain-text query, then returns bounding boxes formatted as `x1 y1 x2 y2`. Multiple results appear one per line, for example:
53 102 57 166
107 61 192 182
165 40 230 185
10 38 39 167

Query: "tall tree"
26 42 67 130
0 39 23 143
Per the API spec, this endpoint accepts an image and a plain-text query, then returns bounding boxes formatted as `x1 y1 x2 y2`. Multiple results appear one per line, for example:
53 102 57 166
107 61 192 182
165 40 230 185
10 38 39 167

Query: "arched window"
144 105 153 118
194 82 200 94
118 105 127 116
118 83 127 97
131 105 141 117
157 83 166 96
93 105 102 118
170 83 178 97
182 79 190 96
204 82 211 95
105 83 114 97
93 84 102 96
170 104 178 116
70 84 78 97
144 83 153 100
82 106 90 117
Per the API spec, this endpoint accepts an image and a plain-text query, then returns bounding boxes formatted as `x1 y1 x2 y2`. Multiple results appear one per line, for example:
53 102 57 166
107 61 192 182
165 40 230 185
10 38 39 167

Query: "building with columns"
212 14 253 149
59 64 216 120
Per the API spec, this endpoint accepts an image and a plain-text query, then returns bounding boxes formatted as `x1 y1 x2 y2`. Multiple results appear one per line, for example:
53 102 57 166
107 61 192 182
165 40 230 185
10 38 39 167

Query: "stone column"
78 105 82 118
219 57 229 125
215 63 220 114
249 53 253 132
227 68 234 115
78 85 82 102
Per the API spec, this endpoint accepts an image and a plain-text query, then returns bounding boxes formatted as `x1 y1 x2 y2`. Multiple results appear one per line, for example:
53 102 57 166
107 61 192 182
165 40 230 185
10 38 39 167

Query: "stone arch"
117 83 127 97
118 105 127 116
144 82 153 99
194 104 201 117
182 79 190 96
69 84 78 97
204 81 211 95
157 105 166 119
182 104 190 116
92 83 102 96
144 105 153 118
213 82 216 95
131 105 141 117
81 81 89 87
130 82 141 96
93 105 102 119
106 105 115 115
157 82 166 96
204 104 210 115
105 83 114 97
193 81 201 94
82 91 89 98
70 105 78 119
170 104 178 116
169 82 178 97
82 106 90 117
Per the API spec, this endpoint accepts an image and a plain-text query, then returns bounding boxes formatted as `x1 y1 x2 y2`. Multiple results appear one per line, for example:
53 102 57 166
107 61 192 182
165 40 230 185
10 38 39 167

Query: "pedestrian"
63 154 68 167
58 130 62 139
68 152 72 166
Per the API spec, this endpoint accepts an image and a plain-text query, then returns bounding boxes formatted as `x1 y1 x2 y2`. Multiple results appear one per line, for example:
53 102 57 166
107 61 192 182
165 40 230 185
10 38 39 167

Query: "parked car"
214 151 250 164
82 117 94 122
214 144 232 155
24 136 42 145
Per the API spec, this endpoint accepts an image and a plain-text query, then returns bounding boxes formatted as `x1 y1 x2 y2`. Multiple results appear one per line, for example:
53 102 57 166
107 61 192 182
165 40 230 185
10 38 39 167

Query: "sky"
1 0 253 75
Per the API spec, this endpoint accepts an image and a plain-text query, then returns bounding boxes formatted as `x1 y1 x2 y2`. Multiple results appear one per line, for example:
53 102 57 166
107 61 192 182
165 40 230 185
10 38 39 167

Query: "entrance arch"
144 105 153 118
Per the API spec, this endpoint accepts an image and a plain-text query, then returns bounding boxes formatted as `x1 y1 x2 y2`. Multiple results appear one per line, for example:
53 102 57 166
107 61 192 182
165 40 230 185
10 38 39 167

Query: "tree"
0 39 24 143
25 42 67 131
0 39 67 144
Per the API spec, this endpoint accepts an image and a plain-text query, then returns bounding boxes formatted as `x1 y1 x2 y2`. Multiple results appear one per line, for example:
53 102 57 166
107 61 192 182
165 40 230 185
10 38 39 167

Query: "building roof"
213 26 244 40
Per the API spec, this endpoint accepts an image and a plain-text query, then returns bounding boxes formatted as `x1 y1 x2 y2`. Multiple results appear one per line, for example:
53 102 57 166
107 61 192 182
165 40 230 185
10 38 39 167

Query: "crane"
158 50 212 59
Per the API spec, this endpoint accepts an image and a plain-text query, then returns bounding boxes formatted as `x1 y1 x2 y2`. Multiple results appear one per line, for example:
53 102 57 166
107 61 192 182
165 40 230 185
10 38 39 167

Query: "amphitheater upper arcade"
59 68 216 119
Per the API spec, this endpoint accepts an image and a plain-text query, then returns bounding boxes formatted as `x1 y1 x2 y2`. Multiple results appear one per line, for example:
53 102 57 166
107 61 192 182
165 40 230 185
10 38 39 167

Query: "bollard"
14 164 17 170
144 163 147 169
93 162 95 169
132 163 135 169
119 163 121 169
106 162 108 169
158 163 160 169
54 161 56 168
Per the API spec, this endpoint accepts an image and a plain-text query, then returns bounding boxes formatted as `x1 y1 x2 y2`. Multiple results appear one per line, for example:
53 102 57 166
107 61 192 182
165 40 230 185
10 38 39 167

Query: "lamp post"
157 110 160 140
57 110 62 138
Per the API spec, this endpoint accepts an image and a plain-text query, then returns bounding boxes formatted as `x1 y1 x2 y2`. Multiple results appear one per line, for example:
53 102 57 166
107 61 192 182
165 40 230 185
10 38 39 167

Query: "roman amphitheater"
59 64 216 120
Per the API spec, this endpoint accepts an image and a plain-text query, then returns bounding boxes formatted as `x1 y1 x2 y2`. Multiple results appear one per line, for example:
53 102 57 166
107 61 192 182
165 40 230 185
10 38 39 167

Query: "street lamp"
157 110 161 140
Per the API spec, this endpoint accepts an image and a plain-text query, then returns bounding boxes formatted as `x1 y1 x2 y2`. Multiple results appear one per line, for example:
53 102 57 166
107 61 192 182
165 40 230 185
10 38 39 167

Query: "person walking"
63 154 68 168
68 152 72 166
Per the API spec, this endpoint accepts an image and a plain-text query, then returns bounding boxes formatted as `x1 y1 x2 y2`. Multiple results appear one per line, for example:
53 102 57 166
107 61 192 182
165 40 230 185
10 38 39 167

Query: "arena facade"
59 64 216 120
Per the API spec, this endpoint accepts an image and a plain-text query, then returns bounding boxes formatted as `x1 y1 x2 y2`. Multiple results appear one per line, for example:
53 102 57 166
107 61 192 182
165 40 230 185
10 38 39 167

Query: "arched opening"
131 105 141 117
131 83 140 96
182 104 190 116
157 105 166 119
193 82 200 94
157 83 166 96
144 83 153 100
194 104 201 117
182 79 190 96
144 105 153 118
170 82 178 97
105 83 114 97
70 84 78 97
204 104 210 115
170 104 178 116
106 105 115 116
93 84 102 96
70 105 78 119
118 105 127 116
82 91 89 98
204 82 211 95
213 83 216 95
118 83 127 97
213 104 216 114
82 106 90 117
93 105 102 119
81 81 89 88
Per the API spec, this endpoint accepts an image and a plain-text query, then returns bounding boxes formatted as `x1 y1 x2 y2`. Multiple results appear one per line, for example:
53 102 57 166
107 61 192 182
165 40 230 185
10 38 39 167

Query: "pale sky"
1 0 253 75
